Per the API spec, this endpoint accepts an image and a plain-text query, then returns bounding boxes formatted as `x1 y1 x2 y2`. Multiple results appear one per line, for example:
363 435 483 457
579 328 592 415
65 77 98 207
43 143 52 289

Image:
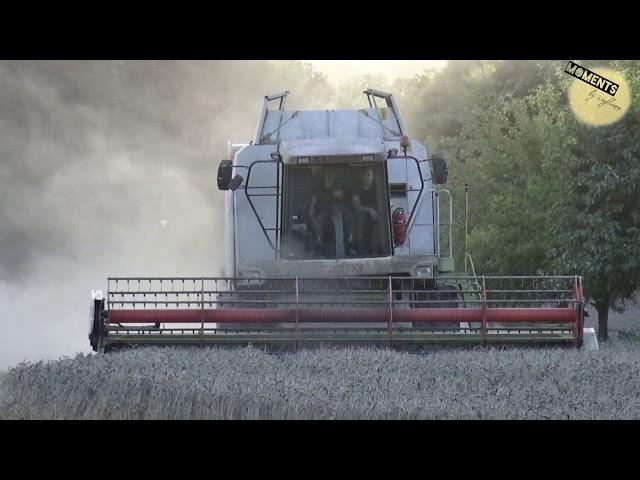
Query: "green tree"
398 60 640 340
269 61 336 108
454 82 573 275
396 61 563 267
550 61 640 341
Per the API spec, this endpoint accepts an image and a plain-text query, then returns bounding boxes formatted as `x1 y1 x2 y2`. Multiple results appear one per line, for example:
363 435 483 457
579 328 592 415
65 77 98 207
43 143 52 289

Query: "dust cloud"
0 60 340 369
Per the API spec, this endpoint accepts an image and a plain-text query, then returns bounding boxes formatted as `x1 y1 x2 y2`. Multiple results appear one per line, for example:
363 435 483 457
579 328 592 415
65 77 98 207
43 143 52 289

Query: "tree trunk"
596 303 609 342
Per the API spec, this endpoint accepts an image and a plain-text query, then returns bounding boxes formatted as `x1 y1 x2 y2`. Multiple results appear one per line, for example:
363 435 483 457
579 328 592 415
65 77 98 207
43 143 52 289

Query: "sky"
305 60 448 85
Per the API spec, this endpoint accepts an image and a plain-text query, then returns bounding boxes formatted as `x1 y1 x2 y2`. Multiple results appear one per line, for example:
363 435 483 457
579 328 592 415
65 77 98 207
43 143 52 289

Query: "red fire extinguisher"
392 207 407 246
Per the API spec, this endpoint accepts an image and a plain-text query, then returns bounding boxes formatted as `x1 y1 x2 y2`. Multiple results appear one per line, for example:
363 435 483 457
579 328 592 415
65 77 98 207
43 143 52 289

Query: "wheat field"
1 341 640 420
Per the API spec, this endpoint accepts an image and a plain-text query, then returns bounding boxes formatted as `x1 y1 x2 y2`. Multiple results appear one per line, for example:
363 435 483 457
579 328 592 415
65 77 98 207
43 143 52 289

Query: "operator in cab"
309 166 351 253
348 165 380 256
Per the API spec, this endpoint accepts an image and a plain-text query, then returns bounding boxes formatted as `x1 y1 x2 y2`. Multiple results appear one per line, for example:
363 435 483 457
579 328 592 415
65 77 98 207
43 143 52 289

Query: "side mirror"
430 154 448 184
217 160 233 190
228 175 244 191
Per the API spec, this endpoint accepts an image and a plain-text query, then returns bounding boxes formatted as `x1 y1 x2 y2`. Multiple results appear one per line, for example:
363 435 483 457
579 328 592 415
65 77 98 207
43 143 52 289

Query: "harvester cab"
216 89 451 278
90 89 595 352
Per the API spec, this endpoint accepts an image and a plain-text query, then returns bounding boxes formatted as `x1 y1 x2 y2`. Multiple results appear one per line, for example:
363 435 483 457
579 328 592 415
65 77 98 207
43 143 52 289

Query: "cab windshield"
282 162 391 260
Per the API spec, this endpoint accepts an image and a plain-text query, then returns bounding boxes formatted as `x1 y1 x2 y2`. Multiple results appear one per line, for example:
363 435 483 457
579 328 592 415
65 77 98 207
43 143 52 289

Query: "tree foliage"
549 61 640 339
397 60 640 339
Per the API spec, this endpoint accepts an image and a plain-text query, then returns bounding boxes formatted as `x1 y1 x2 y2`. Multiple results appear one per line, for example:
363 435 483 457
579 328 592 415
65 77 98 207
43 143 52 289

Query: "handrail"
363 89 406 137
244 159 281 253
396 189 453 258
107 275 580 282
386 155 425 234
439 189 453 258
106 276 580 305
254 91 290 144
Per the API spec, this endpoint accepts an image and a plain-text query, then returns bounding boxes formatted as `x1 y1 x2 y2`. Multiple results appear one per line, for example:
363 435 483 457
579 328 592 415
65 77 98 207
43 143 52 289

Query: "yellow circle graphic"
568 67 631 126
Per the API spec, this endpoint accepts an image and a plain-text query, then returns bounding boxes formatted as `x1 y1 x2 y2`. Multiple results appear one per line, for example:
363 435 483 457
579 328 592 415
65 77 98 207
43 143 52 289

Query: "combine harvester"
90 89 598 352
